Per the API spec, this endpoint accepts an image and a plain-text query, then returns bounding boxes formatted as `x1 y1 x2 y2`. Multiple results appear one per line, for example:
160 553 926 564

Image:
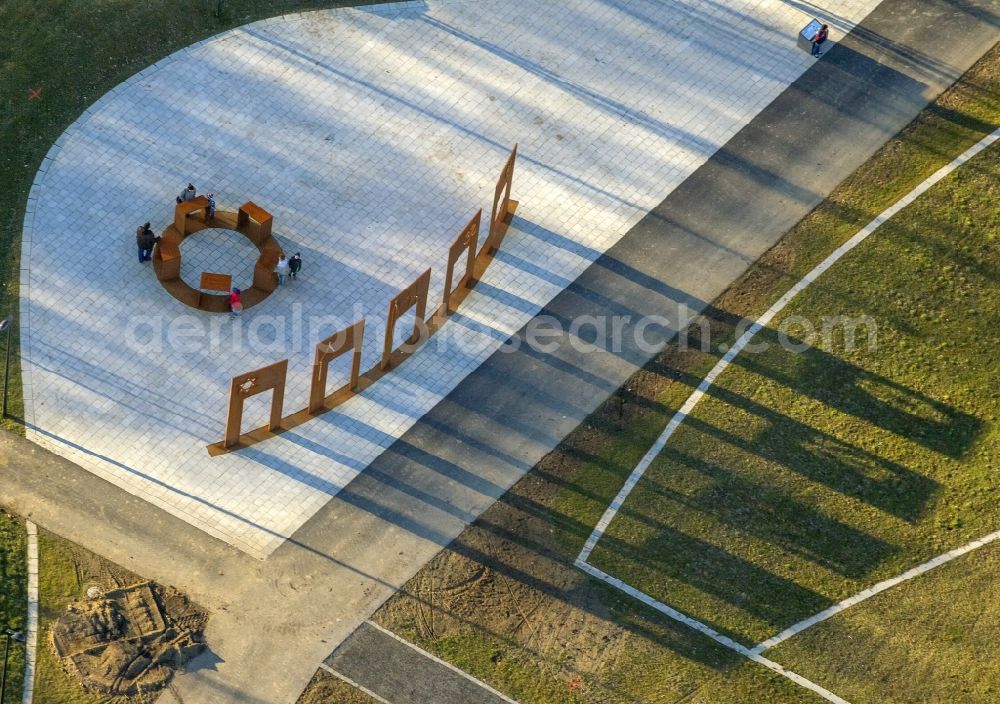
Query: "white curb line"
752 528 1000 654
318 663 393 704
22 521 38 704
575 560 850 704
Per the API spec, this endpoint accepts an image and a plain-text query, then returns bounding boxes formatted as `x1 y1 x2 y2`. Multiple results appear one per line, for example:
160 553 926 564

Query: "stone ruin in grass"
51 581 207 699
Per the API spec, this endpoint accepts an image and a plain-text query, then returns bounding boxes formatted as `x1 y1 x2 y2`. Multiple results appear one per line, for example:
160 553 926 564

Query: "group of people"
275 253 302 286
177 183 217 222
137 183 305 319
228 254 302 318
135 183 211 262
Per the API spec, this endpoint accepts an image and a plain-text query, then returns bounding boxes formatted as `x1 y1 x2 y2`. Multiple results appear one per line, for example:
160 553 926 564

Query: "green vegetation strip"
585 79 1000 644
0 511 26 704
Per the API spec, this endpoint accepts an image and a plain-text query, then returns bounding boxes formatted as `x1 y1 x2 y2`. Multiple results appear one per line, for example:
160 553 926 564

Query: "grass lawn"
361 43 1000 704
552 43 1000 572
0 511 26 704
0 0 387 434
587 134 1000 645
770 540 1000 703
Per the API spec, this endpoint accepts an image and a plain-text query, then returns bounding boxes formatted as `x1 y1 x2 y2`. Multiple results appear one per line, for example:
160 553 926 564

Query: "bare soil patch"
51 581 207 700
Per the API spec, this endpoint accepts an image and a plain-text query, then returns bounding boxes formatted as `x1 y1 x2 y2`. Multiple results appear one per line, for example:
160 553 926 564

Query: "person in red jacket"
229 288 242 318
812 24 829 57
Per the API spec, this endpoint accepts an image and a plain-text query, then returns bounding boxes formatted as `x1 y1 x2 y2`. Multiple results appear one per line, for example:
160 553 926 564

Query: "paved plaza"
20 0 880 557
181 229 259 293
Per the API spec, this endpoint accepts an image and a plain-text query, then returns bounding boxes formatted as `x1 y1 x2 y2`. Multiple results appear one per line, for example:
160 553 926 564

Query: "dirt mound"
51 581 207 699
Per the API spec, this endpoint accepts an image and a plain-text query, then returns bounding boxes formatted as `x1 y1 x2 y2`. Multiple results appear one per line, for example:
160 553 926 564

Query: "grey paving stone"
20 0 878 557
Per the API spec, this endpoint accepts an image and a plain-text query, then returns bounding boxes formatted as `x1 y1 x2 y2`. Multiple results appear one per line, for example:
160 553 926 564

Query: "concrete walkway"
3 1 999 703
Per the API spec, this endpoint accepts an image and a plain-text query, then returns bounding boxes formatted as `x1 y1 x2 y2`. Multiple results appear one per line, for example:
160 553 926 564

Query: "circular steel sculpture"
152 199 282 313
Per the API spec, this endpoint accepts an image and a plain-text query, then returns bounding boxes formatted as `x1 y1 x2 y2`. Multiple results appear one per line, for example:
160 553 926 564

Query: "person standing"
136 222 156 263
206 192 217 223
289 253 302 280
176 183 196 204
276 255 290 286
229 288 243 318
811 23 829 57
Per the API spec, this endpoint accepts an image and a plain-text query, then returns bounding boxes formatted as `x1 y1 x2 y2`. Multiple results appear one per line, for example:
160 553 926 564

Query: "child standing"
229 287 242 318
289 253 302 280
206 192 217 223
